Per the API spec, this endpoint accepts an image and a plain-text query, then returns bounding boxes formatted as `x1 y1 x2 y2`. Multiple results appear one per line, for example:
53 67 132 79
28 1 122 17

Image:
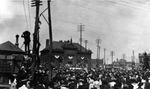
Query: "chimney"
46 39 49 47
15 34 19 47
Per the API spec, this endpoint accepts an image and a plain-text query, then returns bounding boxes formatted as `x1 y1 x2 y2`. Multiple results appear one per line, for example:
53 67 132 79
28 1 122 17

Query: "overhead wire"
104 0 150 12
83 0 149 12
39 11 104 33
60 0 150 37
130 0 150 5
51 17 109 36
120 0 150 10
28 0 32 30
62 0 105 15
54 18 79 25
22 0 30 31
61 0 109 33
63 0 148 29
97 0 150 28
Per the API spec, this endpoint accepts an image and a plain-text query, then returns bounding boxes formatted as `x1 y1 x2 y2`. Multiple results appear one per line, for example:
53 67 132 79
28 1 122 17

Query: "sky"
1 0 150 63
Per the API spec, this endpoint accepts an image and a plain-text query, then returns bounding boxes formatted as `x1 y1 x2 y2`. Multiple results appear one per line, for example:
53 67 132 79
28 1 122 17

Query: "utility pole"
78 24 84 51
104 48 106 68
77 24 84 65
123 53 126 59
132 50 135 69
111 51 114 69
96 38 101 68
31 0 42 71
84 40 88 51
48 0 53 81
107 58 108 65
132 50 135 63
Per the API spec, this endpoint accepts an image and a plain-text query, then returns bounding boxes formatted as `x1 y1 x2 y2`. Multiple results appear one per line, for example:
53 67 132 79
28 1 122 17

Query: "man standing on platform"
21 30 31 54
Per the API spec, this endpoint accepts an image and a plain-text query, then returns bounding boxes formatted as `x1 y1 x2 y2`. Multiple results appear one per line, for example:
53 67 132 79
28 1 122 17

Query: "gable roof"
0 41 24 54
41 41 92 53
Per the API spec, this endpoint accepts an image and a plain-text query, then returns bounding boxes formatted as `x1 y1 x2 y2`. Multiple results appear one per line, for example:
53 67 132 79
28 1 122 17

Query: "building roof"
0 41 24 54
41 40 92 53
0 41 25 73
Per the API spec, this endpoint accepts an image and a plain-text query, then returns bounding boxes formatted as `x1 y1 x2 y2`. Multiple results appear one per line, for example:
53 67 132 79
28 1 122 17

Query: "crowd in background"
49 68 150 89
7 55 150 89
8 64 150 89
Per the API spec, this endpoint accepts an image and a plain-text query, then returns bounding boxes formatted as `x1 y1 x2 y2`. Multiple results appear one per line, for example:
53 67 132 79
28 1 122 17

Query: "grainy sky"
1 0 150 63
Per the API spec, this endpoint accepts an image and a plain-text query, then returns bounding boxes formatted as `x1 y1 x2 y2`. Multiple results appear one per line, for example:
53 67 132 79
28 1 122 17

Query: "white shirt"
18 85 28 89
132 83 139 89
61 86 69 89
109 81 116 87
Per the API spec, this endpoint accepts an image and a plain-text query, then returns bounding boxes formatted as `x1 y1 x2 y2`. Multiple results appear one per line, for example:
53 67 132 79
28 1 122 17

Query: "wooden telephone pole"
31 0 42 71
111 51 114 69
132 50 135 69
35 0 53 80
104 48 106 67
78 24 84 51
96 38 101 68
84 40 88 51
48 0 53 81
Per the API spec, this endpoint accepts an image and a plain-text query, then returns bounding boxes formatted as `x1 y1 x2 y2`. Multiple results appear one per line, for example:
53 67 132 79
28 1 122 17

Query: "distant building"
118 59 127 69
40 39 92 68
91 59 103 68
111 59 134 70
126 62 133 70
138 53 150 70
113 61 121 69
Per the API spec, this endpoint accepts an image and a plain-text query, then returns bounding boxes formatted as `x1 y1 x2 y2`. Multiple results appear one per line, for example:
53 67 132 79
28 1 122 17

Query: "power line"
105 0 150 12
130 0 150 5
54 18 79 25
22 0 30 30
63 0 147 29
63 0 105 15
28 0 32 30
52 18 105 33
120 1 150 10
89 0 150 18
83 0 150 12
83 0 150 21
52 17 141 36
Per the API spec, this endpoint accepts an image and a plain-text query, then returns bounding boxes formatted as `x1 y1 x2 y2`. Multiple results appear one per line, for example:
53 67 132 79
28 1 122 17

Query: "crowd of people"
6 54 150 89
49 68 150 89
8 64 150 89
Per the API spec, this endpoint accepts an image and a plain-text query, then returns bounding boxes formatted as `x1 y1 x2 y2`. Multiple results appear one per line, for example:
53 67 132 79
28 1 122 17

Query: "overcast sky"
1 0 150 63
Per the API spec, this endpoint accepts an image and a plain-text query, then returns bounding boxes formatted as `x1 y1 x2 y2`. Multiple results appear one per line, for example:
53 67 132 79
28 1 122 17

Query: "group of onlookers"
48 68 150 89
8 64 150 89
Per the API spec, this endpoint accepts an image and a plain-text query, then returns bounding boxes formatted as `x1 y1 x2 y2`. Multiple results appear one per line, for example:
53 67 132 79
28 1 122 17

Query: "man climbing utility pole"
48 0 53 81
